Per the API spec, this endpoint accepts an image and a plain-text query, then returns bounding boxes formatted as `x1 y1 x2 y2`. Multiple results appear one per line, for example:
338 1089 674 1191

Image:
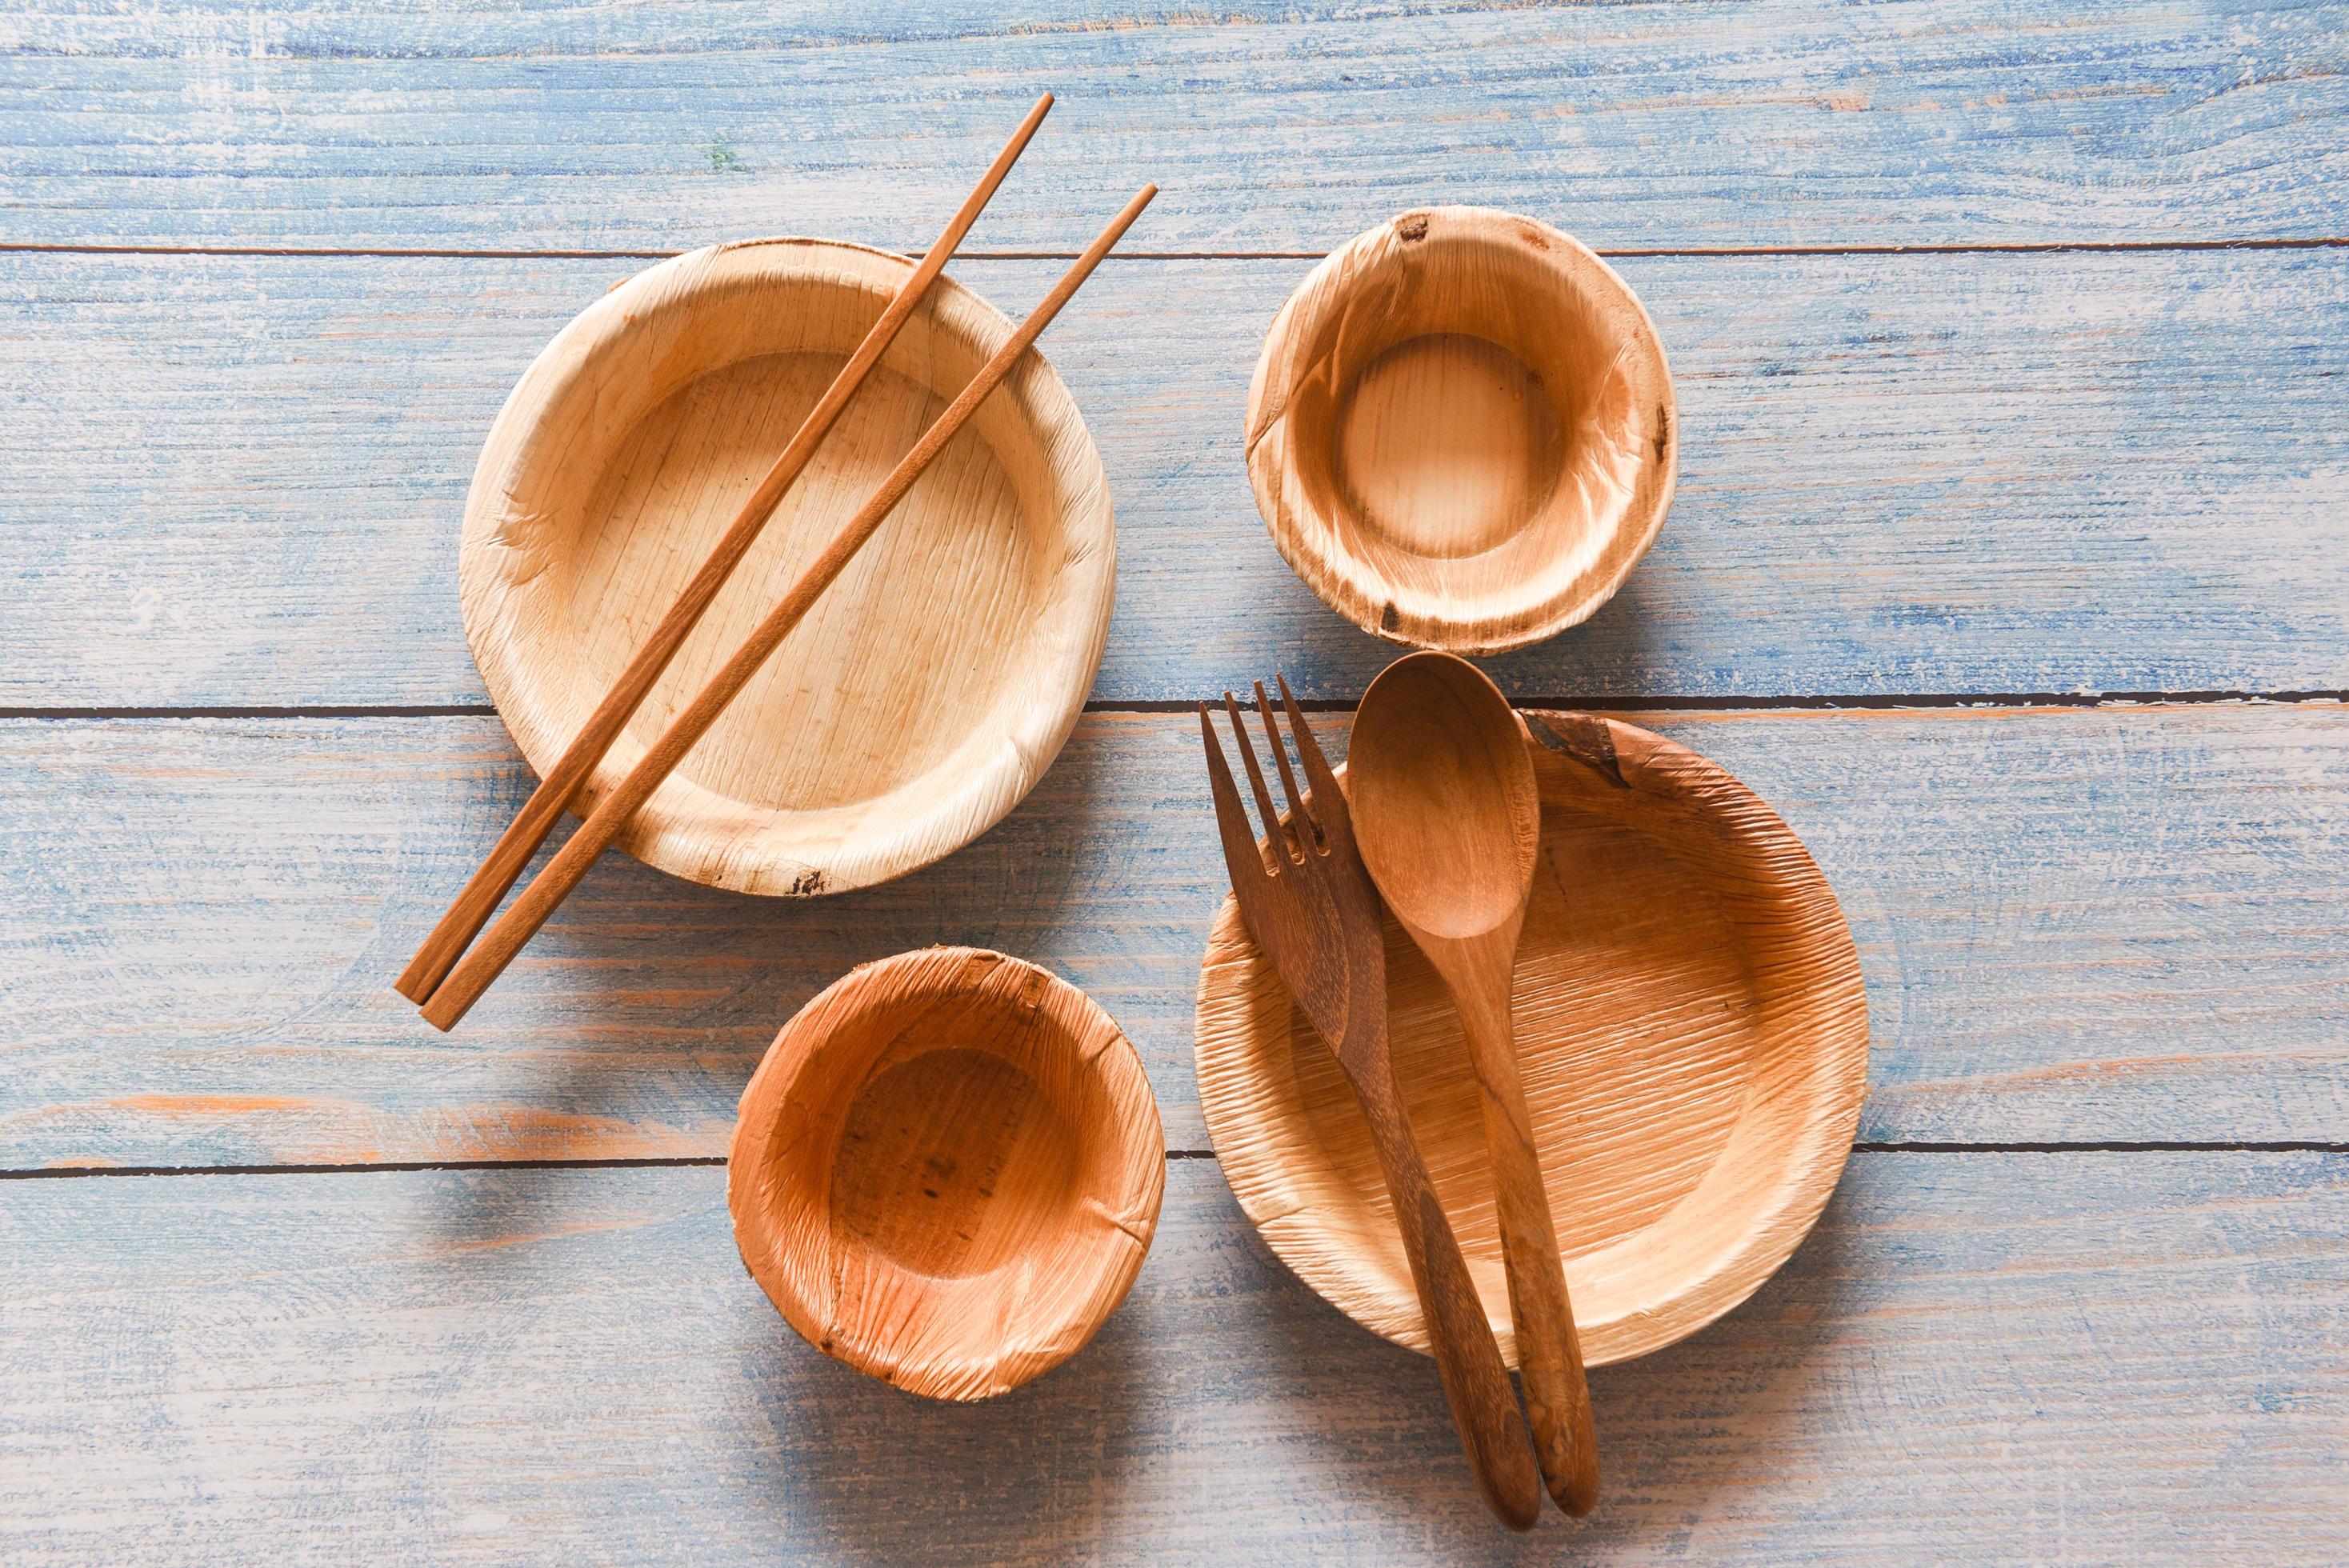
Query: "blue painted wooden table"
3 3 2345 1561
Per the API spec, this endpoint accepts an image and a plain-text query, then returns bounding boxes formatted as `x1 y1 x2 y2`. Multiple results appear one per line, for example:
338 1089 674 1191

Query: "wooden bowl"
730 947 1166 1402
1245 207 1675 656
1193 713 1866 1366
458 238 1115 896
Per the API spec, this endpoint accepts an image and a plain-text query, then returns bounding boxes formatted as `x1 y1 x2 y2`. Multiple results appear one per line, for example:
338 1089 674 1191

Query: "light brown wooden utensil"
1199 678 1543 1532
418 183 1156 1032
1350 650 1599 1517
454 235 1114 901
394 90 1055 1006
1193 711 1870 1372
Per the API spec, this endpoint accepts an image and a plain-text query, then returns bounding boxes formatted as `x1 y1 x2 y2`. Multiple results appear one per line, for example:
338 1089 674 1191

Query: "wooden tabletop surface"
4 3 2345 1562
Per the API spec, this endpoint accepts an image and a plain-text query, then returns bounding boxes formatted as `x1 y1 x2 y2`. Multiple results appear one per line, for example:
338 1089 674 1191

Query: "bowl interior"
1247 209 1674 654
1195 716 1866 1366
731 948 1164 1402
460 239 1114 894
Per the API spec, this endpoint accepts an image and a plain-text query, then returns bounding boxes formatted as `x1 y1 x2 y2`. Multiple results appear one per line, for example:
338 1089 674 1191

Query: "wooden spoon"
1348 650 1600 1518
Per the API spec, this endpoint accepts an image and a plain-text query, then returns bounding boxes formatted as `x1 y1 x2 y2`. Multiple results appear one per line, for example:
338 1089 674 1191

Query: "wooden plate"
1245 207 1675 656
458 238 1116 896
1193 712 1867 1366
730 947 1166 1402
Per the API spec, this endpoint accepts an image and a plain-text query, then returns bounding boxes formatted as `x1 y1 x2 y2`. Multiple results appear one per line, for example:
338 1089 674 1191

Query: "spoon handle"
1456 966 1600 1516
1347 1039 1543 1531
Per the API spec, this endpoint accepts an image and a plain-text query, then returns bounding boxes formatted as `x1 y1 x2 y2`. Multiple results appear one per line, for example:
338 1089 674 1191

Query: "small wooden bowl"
730 947 1166 1402
1246 207 1675 656
1194 714 1866 1366
458 238 1115 897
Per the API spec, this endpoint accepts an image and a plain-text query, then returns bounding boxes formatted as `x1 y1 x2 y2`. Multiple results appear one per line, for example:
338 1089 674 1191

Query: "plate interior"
1194 714 1867 1366
564 350 1046 813
458 240 1114 895
1285 804 1763 1286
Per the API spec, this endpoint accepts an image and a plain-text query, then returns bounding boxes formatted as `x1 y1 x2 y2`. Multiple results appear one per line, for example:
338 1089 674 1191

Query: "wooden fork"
1199 678 1543 1533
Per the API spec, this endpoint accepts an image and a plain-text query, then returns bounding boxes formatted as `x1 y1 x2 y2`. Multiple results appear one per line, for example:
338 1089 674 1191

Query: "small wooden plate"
458 238 1115 897
1194 713 1867 1366
1246 207 1675 656
730 947 1165 1402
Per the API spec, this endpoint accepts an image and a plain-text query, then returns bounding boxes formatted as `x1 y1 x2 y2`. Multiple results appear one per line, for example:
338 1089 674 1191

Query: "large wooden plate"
458 238 1115 896
1194 712 1867 1366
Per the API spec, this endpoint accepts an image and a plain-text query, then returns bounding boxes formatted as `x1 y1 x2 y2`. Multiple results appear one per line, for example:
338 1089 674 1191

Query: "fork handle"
1350 1054 1543 1531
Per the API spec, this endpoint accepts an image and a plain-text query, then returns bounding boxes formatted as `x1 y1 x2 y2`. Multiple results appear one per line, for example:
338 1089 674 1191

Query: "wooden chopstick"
419 183 1158 1032
393 92 1057 1006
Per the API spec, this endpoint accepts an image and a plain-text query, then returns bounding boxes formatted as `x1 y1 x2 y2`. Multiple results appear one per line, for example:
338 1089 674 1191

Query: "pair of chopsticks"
397 93 1155 1030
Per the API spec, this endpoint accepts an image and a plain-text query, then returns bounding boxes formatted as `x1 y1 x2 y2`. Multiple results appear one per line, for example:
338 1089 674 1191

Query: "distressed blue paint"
2 7 2346 1553
1 1 2345 250
1 706 2344 1170
2 247 2346 706
1 1157 2342 1561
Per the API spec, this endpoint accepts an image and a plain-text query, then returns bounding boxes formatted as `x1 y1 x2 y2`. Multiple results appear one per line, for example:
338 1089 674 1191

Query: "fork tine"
1223 690 1296 862
1199 703 1275 882
1252 680 1315 847
1279 674 1347 834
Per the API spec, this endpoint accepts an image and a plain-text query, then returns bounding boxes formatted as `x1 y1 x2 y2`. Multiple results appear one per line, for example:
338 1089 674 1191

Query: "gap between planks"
6 1142 2345 1182
4 238 2349 264
3 691 2346 722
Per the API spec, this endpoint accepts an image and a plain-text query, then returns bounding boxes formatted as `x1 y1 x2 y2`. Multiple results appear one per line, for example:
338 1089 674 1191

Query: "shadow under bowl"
730 946 1166 1402
1246 207 1675 656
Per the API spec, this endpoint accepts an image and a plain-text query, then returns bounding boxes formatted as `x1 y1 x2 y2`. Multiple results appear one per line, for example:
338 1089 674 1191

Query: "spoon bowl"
1351 652 1541 940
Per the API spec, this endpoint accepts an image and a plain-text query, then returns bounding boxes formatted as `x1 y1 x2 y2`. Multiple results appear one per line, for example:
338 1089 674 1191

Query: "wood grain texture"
730 947 1164 1402
1 1154 2342 1563
1350 662 1600 1512
450 236 1114 902
5 247 2347 707
2 703 2346 1170
1248 207 1676 656
5 0 2347 250
1200 681 1543 1528
418 211 1146 1028
1199 711 1869 1367
6 9 2342 1556
393 96 1054 1003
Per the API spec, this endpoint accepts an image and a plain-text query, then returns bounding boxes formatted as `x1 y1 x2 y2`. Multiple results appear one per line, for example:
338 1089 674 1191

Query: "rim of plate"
456 237 1116 897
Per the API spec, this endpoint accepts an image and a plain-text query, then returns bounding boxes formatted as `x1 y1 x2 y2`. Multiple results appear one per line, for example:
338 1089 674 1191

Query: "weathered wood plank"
4 0 2347 251
4 247 2347 706
0 1154 2340 1563
3 702 2345 1170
